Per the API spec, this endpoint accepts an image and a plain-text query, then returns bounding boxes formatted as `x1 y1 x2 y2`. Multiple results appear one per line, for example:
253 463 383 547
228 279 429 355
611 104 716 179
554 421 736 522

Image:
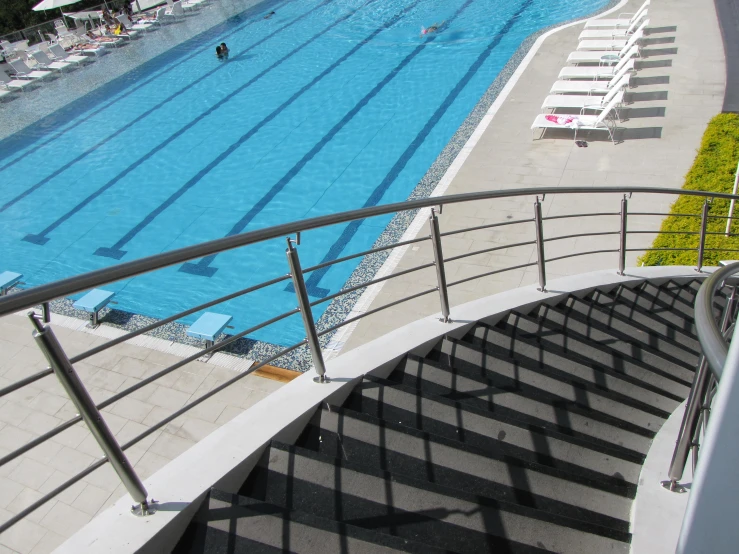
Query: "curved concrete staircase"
171 278 715 553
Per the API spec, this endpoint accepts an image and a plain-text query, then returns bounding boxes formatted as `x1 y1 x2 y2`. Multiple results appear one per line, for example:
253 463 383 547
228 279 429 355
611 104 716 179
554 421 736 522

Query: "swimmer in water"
264 10 275 19
220 42 229 56
421 21 444 36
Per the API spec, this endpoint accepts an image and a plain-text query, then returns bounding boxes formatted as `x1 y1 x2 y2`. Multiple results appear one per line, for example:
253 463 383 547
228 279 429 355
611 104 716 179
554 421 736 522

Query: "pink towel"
545 115 577 125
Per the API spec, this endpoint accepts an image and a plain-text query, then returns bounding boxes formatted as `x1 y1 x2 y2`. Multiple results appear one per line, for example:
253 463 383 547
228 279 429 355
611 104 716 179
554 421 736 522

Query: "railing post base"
661 479 688 494
131 499 157 516
313 375 331 384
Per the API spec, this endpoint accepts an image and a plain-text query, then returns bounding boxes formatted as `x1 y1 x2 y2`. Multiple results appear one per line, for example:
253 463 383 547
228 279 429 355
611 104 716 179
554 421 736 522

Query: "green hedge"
640 113 739 267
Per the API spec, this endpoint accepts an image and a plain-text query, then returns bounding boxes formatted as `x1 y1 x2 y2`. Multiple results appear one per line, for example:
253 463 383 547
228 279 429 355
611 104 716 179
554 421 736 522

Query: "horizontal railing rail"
2 185 739 533
3 185 739 316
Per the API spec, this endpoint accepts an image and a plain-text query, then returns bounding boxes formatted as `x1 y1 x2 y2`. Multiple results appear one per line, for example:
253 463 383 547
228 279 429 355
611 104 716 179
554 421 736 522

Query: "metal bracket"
287 232 301 246
660 480 688 493
131 499 157 516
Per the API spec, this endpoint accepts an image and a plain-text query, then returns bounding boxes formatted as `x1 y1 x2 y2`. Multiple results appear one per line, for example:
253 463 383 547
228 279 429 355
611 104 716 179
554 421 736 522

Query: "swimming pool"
0 0 608 345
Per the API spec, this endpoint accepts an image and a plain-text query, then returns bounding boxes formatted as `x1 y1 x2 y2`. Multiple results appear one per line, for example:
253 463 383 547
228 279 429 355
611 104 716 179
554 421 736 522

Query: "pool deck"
339 0 726 353
0 0 728 551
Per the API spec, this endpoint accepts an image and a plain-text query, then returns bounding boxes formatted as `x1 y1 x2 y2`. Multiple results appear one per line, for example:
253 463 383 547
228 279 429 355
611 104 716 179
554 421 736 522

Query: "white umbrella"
32 0 84 30
32 0 83 9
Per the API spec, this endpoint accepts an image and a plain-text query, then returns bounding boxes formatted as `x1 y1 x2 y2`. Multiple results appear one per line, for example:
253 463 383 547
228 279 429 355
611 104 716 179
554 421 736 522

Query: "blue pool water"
0 0 607 345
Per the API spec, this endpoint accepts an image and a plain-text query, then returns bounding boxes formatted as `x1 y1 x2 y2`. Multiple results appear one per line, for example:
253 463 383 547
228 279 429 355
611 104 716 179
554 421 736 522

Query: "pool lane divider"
20 0 341 246
0 0 324 218
177 0 477 278
94 0 425 269
303 0 535 297
0 0 300 175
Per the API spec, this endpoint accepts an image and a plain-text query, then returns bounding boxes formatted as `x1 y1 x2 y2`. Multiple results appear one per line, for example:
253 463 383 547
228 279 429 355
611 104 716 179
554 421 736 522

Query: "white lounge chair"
531 94 622 143
47 43 94 65
577 20 648 51
166 0 185 18
0 70 37 91
584 0 649 28
550 73 631 95
117 14 155 32
541 79 628 117
8 60 54 80
182 0 209 10
558 55 634 80
579 10 647 39
30 51 75 72
567 41 641 65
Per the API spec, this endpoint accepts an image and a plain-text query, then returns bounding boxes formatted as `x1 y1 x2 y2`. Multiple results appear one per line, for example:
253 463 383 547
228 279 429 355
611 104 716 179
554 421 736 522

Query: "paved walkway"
341 0 726 352
0 312 285 554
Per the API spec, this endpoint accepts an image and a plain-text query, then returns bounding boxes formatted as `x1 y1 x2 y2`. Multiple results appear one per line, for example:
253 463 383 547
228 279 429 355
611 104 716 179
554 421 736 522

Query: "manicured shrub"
640 113 739 266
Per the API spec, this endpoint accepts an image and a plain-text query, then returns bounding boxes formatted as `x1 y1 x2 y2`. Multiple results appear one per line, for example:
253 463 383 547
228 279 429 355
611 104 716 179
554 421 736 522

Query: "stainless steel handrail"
664 264 739 491
2 186 739 317
694 263 739 379
2 185 739 532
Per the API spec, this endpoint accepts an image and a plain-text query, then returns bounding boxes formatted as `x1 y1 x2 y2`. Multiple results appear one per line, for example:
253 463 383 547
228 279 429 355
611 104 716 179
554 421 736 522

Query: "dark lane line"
304 0 535 297
179 0 476 277
20 0 340 245
1 0 323 215
0 0 297 173
96 0 407 262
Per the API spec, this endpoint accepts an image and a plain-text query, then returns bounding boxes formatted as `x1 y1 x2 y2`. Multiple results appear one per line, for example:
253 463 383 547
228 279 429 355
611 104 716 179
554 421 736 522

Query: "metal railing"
665 262 739 492
0 185 738 532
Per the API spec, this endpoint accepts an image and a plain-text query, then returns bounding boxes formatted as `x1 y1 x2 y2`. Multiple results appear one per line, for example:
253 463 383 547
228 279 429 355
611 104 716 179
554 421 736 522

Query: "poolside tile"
39 501 91 538
0 516 45 552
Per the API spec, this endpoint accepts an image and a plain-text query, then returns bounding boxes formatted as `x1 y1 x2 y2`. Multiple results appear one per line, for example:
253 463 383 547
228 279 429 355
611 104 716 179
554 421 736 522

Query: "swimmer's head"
421 27 427 34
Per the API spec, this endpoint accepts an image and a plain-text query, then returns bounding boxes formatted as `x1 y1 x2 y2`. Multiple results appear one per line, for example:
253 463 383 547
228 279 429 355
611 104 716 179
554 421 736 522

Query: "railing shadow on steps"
1 185 739 534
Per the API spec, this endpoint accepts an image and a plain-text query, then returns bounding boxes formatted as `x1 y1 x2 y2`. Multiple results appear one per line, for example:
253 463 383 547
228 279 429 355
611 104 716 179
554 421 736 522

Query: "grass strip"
640 113 739 266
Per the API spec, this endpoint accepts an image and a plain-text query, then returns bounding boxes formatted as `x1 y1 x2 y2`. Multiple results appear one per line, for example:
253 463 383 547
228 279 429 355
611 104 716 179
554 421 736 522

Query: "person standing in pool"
220 43 229 57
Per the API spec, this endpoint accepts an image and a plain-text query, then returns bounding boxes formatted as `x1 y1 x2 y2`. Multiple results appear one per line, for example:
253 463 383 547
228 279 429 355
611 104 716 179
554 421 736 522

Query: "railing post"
534 196 546 292
428 208 451 323
27 313 151 514
664 356 711 492
618 195 628 276
696 200 709 272
285 237 327 382
664 284 737 490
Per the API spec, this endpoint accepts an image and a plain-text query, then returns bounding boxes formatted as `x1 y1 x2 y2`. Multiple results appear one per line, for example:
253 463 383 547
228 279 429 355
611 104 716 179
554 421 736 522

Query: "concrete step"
244 442 630 554
432 336 665 433
175 489 442 553
467 322 680 414
605 281 727 341
535 301 696 384
586 287 701 353
554 295 700 371
505 310 691 399
346 376 642 489
301 404 634 530
394 350 653 457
